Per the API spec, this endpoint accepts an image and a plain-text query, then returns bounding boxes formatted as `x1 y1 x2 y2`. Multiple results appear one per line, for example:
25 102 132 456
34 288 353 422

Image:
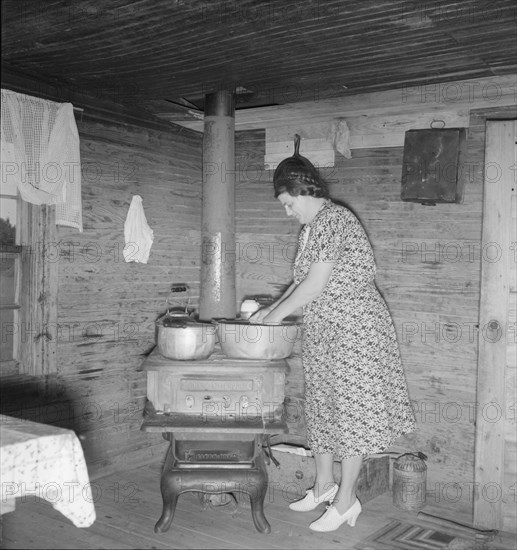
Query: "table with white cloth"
0 415 96 528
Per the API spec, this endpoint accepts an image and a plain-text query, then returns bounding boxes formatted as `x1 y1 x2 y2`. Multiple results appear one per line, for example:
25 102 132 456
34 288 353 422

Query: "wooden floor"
1 461 515 550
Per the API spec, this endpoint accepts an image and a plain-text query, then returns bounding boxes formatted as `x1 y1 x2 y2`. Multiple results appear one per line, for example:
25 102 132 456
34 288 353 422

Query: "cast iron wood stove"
141 347 289 534
140 90 291 534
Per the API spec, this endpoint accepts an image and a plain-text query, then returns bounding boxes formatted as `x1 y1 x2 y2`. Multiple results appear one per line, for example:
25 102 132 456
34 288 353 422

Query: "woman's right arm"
249 282 296 323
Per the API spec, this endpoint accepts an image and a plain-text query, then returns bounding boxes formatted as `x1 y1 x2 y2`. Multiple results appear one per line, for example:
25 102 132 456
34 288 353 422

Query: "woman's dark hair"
273 134 329 199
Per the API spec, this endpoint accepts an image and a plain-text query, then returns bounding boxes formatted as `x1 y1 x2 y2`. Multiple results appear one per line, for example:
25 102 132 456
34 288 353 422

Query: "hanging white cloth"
329 118 352 159
1 89 83 231
123 195 154 264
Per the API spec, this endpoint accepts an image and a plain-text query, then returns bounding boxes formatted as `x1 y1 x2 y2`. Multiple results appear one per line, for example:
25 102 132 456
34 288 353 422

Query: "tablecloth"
0 414 96 527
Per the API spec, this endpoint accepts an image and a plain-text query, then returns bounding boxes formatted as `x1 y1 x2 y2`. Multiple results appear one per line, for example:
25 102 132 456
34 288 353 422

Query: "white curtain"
1 89 83 231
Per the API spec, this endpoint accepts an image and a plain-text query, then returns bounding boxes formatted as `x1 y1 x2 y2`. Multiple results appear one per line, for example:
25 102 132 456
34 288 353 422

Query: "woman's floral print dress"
294 200 415 458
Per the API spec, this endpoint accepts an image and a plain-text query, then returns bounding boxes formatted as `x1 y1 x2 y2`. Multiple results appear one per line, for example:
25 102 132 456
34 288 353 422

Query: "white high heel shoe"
288 483 339 512
309 498 362 531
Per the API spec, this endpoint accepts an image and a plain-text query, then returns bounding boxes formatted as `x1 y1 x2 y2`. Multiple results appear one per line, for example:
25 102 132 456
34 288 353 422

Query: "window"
0 190 58 375
0 183 20 370
1 89 78 376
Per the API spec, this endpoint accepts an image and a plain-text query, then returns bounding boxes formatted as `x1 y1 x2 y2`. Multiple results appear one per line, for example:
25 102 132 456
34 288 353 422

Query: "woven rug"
355 520 477 550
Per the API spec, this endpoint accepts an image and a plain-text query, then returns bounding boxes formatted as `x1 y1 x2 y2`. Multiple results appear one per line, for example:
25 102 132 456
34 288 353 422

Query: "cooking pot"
214 319 301 360
156 313 216 360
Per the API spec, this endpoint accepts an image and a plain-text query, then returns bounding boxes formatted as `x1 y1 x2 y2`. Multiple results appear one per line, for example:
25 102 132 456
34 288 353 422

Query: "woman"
250 137 415 532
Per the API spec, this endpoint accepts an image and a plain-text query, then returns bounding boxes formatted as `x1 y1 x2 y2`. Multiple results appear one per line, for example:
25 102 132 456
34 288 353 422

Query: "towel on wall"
123 195 154 264
329 118 352 159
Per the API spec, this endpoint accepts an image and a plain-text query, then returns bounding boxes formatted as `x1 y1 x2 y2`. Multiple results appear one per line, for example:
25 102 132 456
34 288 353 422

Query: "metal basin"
156 315 216 360
214 319 301 360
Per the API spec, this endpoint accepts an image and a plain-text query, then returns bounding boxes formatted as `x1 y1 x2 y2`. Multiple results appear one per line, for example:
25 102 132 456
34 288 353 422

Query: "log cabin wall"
0 77 204 478
234 103 517 515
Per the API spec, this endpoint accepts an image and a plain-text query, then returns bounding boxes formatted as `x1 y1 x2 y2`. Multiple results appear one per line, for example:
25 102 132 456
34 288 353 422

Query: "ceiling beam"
167 75 517 133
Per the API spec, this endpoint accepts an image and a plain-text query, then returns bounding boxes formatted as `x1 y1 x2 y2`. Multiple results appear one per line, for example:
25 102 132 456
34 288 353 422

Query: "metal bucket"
393 452 427 511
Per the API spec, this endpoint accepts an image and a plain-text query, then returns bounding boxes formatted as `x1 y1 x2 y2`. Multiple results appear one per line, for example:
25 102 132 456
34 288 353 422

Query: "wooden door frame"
473 119 516 529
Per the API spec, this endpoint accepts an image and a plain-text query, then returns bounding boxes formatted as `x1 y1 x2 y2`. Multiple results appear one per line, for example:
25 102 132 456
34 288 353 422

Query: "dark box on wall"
401 128 467 205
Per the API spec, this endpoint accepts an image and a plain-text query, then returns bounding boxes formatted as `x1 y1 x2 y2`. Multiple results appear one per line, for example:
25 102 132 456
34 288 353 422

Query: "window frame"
19 202 58 376
1 197 58 376
0 192 21 372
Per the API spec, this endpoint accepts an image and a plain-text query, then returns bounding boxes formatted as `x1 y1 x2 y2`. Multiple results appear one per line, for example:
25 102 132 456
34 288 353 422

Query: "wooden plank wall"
0 101 204 478
506 165 517 532
234 104 517 514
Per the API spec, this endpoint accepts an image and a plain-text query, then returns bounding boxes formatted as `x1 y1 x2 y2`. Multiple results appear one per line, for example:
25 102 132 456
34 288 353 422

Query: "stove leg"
155 443 179 533
249 450 271 534
154 489 179 533
250 488 271 534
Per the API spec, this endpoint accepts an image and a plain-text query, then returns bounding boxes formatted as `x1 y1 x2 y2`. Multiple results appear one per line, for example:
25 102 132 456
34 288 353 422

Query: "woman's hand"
249 307 274 324
249 306 285 324
262 309 285 324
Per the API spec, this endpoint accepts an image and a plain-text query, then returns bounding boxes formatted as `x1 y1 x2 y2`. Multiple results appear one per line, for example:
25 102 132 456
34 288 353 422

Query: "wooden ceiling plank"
2 0 515 115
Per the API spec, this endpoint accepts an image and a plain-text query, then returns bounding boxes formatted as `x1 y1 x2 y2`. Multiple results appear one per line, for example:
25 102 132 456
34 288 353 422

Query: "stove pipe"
199 90 237 321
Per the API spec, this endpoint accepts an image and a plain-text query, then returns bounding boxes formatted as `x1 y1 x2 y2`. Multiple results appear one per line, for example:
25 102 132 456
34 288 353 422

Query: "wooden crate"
264 448 390 503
